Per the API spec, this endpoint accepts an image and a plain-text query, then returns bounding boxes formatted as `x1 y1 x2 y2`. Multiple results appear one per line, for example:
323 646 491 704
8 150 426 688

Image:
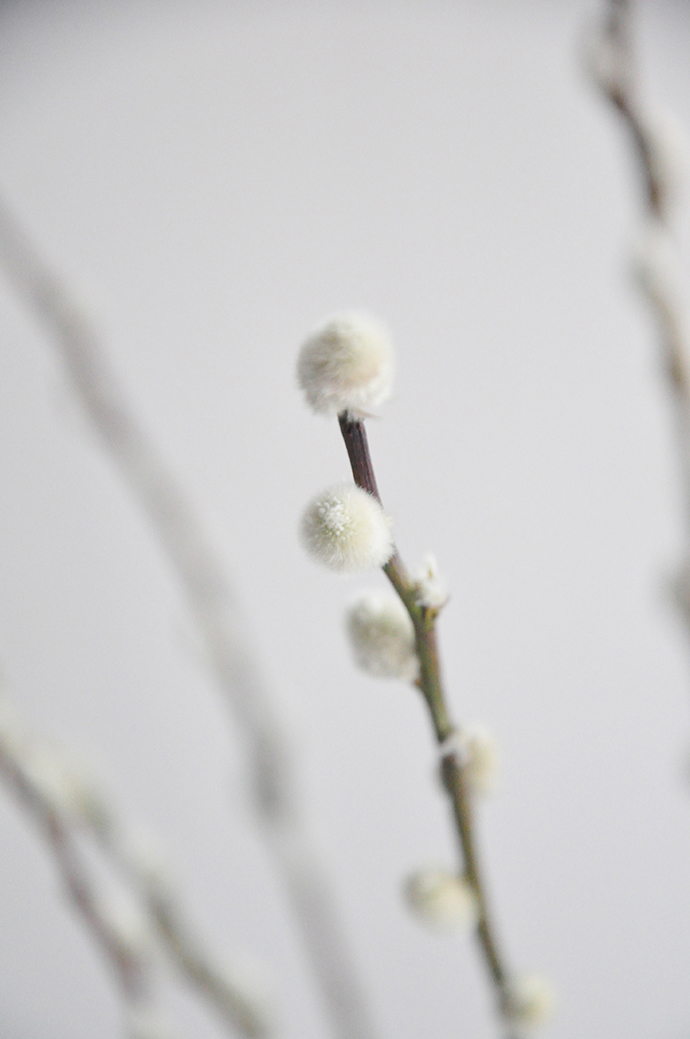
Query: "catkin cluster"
296 312 549 1028
298 314 395 576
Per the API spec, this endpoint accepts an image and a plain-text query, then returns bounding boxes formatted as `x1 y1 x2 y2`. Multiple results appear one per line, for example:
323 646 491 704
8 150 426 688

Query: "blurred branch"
0 692 272 1039
0 198 377 1039
588 0 690 619
0 697 163 1036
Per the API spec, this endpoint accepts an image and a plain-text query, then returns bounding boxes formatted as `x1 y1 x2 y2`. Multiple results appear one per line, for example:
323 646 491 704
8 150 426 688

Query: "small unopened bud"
405 869 478 931
412 554 448 610
297 313 394 417
301 484 393 573
502 975 555 1029
463 723 500 795
346 592 419 681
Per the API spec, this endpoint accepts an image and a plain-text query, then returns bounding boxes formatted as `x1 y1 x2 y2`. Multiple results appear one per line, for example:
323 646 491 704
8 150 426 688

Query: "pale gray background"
0 1 690 1037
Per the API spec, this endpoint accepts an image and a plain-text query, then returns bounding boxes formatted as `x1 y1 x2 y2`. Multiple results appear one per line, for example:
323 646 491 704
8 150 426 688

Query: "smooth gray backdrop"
0 1 689 1037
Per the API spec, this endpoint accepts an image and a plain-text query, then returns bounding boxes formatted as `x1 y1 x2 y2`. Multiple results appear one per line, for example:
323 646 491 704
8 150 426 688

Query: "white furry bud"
346 592 419 681
463 723 500 795
301 484 394 573
412 554 448 610
297 313 394 416
405 869 478 931
502 975 555 1029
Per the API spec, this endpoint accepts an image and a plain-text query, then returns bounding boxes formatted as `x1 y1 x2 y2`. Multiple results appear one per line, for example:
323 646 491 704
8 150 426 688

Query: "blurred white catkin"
297 313 395 418
345 591 419 682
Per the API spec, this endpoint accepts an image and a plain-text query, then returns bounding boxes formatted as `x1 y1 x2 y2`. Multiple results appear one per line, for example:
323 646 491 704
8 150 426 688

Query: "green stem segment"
338 411 511 1007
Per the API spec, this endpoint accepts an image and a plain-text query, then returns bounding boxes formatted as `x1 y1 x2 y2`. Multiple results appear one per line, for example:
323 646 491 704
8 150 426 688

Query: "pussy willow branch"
338 413 512 1023
0 199 376 1039
592 1 690 546
98 798 269 1036
0 694 270 1038
0 724 154 1023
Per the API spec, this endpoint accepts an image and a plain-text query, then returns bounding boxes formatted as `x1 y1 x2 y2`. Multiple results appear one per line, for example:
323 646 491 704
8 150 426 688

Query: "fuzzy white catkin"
346 592 419 681
405 869 478 932
503 975 555 1029
297 313 394 416
463 723 500 795
301 484 393 573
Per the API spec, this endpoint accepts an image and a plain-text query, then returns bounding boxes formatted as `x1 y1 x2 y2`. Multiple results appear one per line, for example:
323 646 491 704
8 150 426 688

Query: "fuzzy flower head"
502 975 555 1030
405 869 478 932
297 313 395 417
301 484 394 573
346 591 419 681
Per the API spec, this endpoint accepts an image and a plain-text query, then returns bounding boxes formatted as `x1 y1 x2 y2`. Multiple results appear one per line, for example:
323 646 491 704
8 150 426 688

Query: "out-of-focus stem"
592 2 690 594
338 411 511 1019
0 689 272 1037
590 2 690 527
0 738 151 1010
0 199 377 1039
